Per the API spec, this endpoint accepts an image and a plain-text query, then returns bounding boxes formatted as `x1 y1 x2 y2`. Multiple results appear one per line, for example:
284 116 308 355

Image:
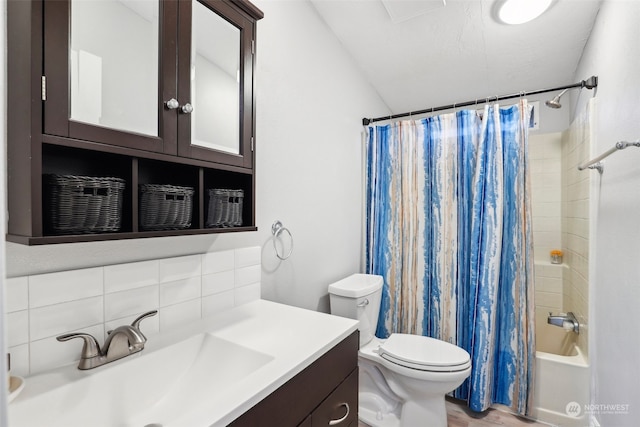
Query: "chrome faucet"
57 310 158 370
547 311 580 334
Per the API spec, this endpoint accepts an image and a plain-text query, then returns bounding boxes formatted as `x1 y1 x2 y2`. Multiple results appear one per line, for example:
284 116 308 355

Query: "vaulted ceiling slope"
310 0 602 114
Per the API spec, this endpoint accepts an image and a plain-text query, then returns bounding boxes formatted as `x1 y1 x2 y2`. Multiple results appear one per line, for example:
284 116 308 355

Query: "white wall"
573 0 640 425
4 0 389 319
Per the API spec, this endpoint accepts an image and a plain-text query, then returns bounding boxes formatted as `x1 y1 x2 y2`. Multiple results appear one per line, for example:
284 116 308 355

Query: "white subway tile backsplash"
160 277 201 307
30 296 104 341
202 250 234 274
202 271 235 296
105 313 160 338
8 344 29 378
104 260 159 293
160 299 201 330
5 247 260 375
6 277 28 313
202 291 235 317
105 285 159 322
159 255 202 283
30 324 104 374
7 310 29 347
234 283 261 306
235 247 261 268
29 267 103 308
235 265 260 287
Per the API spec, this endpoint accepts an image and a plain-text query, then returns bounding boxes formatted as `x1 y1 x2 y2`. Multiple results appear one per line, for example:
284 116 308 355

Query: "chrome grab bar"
578 140 640 173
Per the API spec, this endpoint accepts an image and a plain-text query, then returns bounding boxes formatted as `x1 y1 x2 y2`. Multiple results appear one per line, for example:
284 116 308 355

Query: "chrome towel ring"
272 220 293 260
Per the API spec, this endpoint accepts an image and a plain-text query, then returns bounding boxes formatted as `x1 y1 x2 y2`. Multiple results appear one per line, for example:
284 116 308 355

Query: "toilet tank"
328 274 383 346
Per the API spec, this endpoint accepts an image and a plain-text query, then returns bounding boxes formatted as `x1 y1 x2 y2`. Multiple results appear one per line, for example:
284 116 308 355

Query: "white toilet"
329 274 471 427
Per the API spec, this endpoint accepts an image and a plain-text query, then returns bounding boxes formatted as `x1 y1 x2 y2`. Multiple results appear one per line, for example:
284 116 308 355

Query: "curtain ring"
272 220 293 260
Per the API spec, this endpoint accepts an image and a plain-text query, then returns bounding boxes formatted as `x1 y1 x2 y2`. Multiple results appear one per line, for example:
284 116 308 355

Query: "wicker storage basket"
206 189 244 228
44 174 125 235
140 184 194 231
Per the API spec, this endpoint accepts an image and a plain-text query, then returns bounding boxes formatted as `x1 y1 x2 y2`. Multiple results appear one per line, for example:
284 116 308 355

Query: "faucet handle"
131 310 158 332
57 333 101 359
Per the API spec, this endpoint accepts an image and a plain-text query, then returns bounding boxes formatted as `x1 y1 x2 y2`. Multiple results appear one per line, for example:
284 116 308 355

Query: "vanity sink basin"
9 332 274 427
9 300 358 427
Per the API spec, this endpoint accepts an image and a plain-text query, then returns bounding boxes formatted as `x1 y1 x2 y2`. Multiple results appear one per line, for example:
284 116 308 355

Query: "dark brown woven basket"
140 184 194 231
44 174 125 235
206 188 244 228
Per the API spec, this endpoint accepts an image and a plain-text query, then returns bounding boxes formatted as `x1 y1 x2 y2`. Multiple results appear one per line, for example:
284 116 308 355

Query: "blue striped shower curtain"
365 101 535 414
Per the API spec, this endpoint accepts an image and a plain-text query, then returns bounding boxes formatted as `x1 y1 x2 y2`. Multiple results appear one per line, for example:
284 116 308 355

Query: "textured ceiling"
310 0 602 115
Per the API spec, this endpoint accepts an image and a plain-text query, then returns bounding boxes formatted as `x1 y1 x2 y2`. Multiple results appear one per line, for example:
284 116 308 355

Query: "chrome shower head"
545 88 569 109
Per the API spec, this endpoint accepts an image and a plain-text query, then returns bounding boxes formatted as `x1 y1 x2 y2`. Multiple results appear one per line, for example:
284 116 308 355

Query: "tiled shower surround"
5 247 262 377
529 99 594 357
560 100 594 357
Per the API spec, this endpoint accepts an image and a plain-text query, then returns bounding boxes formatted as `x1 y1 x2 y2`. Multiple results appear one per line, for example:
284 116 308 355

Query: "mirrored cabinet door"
191 0 241 155
44 0 178 154
177 0 255 169
42 0 258 167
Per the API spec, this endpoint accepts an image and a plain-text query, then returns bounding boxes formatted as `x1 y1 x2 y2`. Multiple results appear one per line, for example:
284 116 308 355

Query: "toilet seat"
378 334 471 372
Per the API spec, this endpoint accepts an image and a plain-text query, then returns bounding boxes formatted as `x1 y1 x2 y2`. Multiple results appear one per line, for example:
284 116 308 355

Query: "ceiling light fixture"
496 0 554 25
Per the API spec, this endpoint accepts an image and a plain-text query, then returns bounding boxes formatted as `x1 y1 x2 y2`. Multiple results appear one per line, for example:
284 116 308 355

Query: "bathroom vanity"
8 300 359 427
230 329 358 427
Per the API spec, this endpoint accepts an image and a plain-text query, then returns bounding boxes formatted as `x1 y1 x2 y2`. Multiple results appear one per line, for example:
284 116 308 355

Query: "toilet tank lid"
328 274 383 297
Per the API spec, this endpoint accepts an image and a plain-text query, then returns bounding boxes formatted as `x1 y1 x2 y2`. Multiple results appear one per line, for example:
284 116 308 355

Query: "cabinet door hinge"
251 136 254 152
41 76 46 101
251 40 255 55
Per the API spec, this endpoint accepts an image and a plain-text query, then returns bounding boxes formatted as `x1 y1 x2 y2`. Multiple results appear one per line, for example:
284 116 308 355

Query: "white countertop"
8 299 359 427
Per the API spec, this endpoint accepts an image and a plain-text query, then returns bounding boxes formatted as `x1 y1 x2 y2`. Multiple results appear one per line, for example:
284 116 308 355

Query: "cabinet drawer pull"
328 403 350 426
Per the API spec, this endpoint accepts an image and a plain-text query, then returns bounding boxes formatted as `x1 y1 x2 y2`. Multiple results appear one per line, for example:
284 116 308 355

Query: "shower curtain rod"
362 75 598 126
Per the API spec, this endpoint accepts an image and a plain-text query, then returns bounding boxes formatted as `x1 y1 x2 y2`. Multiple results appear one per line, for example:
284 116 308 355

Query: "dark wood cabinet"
230 331 359 427
42 0 177 155
177 0 257 168
309 369 358 426
7 0 263 245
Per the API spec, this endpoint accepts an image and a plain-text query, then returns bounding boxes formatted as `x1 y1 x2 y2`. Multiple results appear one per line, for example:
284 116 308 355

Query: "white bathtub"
531 323 590 427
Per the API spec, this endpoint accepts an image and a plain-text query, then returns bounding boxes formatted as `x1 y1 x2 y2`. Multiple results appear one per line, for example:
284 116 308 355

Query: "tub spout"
547 312 579 334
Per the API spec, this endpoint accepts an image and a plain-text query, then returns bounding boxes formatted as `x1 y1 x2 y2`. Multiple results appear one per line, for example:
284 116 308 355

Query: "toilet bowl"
329 274 471 427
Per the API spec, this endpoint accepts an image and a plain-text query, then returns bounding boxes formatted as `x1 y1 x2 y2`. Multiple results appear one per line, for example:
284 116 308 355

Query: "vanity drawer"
229 330 359 427
310 368 358 427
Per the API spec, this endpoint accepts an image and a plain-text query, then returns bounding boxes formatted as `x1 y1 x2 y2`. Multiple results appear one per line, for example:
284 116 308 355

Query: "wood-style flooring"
358 397 552 427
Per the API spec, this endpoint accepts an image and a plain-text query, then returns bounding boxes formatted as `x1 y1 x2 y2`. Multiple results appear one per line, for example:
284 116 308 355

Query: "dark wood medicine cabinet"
7 0 263 245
